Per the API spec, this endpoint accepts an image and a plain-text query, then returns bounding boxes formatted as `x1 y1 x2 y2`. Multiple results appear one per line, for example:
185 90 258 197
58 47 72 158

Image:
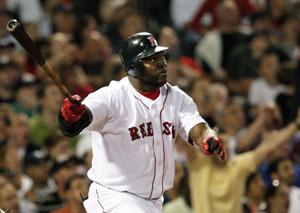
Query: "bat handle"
67 92 82 105
42 63 81 104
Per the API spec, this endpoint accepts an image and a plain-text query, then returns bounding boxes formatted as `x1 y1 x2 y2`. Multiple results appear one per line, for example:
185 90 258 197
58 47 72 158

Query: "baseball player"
58 32 225 213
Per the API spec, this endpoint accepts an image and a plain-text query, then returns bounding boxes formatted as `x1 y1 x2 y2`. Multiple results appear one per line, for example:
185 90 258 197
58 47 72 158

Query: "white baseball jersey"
82 76 205 199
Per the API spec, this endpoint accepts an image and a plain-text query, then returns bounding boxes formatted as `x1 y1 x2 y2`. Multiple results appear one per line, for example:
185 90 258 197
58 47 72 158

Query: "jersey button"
156 141 160 145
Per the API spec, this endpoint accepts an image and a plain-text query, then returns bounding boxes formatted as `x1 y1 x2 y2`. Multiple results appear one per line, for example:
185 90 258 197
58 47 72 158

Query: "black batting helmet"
119 32 168 77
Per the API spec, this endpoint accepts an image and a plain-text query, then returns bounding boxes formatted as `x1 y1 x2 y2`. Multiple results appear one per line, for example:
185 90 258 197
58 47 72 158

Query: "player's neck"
129 77 160 100
135 88 160 100
128 76 159 92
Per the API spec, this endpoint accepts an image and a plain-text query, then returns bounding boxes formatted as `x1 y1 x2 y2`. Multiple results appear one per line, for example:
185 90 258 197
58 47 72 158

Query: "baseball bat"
6 19 79 104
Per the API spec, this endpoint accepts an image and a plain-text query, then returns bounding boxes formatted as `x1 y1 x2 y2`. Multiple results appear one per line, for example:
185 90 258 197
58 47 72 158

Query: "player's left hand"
60 94 86 123
200 136 226 161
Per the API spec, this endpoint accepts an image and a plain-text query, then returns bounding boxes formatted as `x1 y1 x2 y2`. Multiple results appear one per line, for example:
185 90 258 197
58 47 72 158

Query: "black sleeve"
58 107 93 137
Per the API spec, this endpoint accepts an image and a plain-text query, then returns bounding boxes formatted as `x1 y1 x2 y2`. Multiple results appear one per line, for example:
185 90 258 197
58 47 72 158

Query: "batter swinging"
58 32 225 213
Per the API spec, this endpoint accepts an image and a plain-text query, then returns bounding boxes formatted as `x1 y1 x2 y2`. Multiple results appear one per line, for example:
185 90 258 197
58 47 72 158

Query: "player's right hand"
60 95 86 123
201 136 226 161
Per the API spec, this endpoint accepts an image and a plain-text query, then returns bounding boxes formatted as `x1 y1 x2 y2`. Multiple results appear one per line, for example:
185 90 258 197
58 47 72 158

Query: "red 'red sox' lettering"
128 121 174 141
128 127 141 141
162 122 175 139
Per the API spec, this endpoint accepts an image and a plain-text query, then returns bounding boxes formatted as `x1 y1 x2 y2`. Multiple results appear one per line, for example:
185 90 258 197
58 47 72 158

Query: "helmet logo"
147 36 158 47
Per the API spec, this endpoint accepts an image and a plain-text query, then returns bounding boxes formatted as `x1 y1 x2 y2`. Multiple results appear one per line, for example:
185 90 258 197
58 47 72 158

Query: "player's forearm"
58 107 93 137
189 123 215 146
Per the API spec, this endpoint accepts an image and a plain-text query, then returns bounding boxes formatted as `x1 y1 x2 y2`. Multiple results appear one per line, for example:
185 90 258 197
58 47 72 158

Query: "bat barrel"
6 19 45 66
6 19 80 104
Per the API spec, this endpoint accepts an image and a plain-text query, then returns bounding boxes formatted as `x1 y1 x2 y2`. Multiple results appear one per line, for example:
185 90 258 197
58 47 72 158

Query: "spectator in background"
268 157 300 213
73 0 100 23
29 82 63 145
0 106 9 142
188 0 256 32
21 148 55 213
0 56 20 103
248 51 285 107
45 133 74 163
73 14 99 48
50 174 89 213
276 14 299 59
0 177 20 213
194 0 248 79
205 82 229 127
264 180 290 213
51 4 78 36
163 161 186 204
6 0 46 37
0 9 16 40
264 0 292 29
290 44 300 166
59 64 94 99
0 38 17 60
243 172 266 213
218 100 247 153
192 82 230 126
226 32 269 95
11 80 39 117
166 56 204 91
81 149 93 171
116 12 147 50
79 30 112 88
158 25 205 89
170 0 205 30
183 109 300 213
49 156 85 211
163 161 191 213
0 136 22 190
137 0 172 28
158 26 180 59
98 0 132 26
188 77 212 122
101 54 125 84
250 11 273 35
233 102 282 154
275 61 296 125
98 0 134 45
47 32 79 71
6 112 33 160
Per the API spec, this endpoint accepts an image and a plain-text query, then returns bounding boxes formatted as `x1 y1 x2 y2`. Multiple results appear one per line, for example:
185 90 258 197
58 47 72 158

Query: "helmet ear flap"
127 58 144 78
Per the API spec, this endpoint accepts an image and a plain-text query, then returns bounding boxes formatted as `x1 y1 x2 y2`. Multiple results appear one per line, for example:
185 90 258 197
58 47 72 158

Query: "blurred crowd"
0 0 300 212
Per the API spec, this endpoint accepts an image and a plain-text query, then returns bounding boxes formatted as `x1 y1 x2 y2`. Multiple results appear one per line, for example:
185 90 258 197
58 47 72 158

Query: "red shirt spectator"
188 0 256 32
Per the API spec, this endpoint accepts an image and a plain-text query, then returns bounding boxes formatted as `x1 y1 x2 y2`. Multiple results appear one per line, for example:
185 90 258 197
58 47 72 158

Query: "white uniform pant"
83 182 163 213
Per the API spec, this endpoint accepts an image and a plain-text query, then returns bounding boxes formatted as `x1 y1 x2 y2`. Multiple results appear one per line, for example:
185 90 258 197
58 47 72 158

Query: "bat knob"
7 19 19 32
